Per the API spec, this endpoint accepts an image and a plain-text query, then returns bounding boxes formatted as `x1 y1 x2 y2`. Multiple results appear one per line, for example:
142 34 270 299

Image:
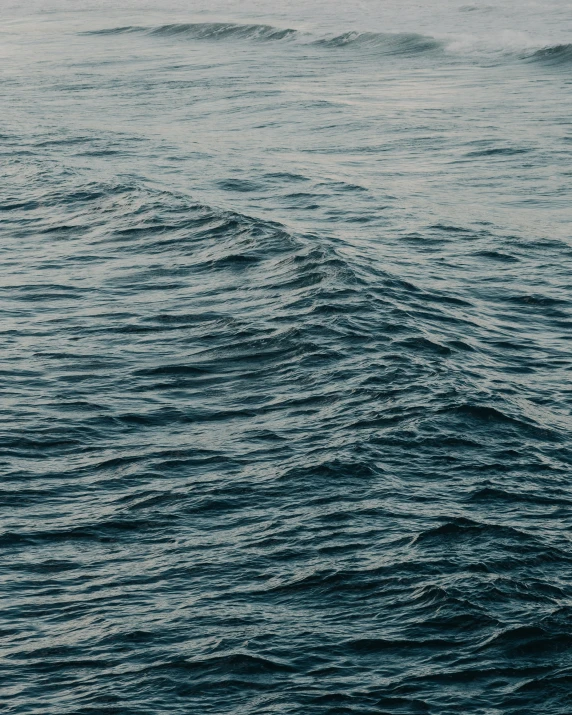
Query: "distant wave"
526 43 572 65
84 24 442 56
84 22 297 42
83 25 146 35
83 23 572 69
314 31 442 55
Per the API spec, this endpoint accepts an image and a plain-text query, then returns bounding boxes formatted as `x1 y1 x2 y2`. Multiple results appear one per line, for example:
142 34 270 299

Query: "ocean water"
1 1 572 713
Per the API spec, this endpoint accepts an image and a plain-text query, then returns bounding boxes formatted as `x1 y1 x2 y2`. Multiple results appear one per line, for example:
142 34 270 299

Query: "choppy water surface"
2 1 572 712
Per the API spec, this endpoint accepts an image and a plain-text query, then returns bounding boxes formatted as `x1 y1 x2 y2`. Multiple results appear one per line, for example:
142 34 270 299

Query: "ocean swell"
314 31 443 55
527 43 572 65
84 22 298 42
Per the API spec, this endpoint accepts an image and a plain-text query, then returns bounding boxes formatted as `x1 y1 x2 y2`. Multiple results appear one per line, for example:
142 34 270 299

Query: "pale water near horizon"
1 1 572 713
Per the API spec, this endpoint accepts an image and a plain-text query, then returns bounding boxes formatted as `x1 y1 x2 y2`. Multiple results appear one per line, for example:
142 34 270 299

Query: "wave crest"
84 22 297 42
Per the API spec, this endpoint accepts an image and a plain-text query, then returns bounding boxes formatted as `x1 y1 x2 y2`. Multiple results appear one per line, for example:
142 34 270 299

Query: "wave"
85 24 442 57
314 31 442 55
527 43 572 65
83 25 146 35
84 22 297 42
82 23 572 72
150 652 295 675
152 23 296 41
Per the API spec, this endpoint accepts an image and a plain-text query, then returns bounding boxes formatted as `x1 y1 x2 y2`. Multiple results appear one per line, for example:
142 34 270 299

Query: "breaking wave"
84 24 443 57
83 23 572 72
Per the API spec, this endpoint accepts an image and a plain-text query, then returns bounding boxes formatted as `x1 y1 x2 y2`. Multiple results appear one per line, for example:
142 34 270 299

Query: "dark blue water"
2 1 572 712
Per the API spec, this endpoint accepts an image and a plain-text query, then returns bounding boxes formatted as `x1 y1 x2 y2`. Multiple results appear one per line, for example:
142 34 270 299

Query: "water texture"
1 1 572 713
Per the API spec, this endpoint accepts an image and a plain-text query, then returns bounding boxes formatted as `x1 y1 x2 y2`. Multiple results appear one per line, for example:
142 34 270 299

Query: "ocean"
1 1 572 712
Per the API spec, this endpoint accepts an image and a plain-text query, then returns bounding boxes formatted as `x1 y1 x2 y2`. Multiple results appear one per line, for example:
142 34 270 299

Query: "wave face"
86 22 298 41
314 31 442 55
527 43 572 65
3 1 572 714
